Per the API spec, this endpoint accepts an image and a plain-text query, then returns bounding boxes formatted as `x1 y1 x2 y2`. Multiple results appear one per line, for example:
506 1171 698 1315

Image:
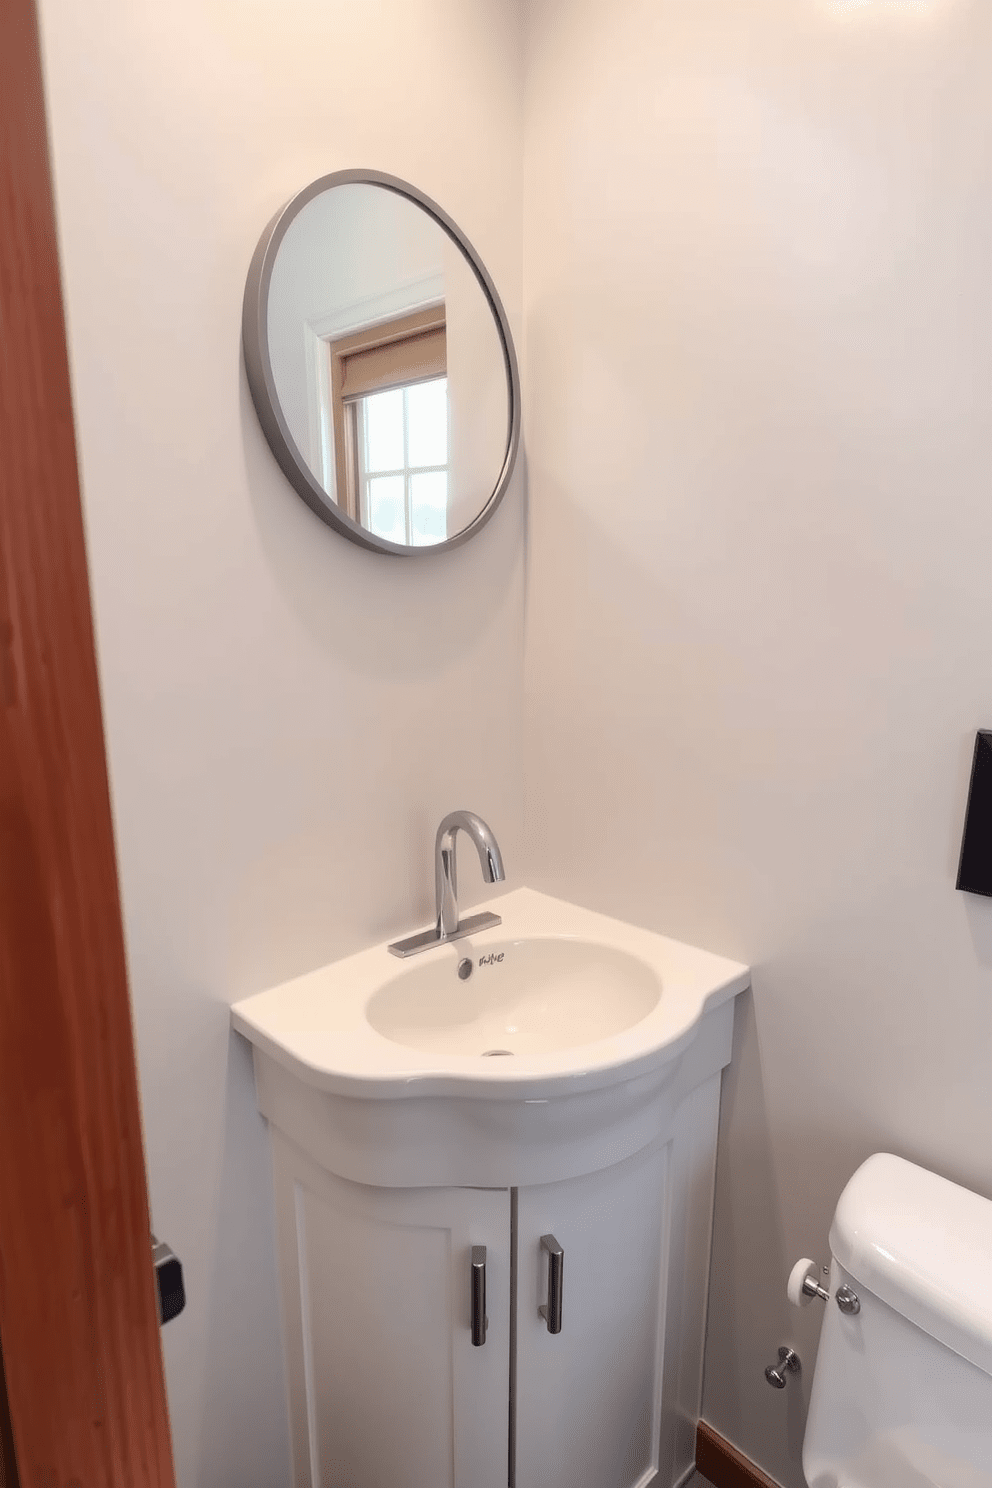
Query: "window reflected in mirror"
357 380 448 546
328 307 450 545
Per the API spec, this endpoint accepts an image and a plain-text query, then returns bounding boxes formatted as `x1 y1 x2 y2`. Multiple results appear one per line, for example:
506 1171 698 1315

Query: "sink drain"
481 1048 514 1057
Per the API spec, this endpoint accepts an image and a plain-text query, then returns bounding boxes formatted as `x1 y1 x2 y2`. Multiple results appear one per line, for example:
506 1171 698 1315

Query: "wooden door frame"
0 0 177 1483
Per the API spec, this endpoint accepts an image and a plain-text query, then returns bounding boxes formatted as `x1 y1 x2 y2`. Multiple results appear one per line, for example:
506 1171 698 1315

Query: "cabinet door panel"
272 1133 510 1488
515 1139 670 1488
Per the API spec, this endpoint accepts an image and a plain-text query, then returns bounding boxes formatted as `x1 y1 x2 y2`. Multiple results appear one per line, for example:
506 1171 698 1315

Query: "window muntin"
355 379 449 546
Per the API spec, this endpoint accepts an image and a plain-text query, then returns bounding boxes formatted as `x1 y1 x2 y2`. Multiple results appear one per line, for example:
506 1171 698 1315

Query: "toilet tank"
803 1153 992 1488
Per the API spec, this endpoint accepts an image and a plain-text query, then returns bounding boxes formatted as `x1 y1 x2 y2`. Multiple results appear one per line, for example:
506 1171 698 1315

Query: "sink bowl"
366 938 661 1057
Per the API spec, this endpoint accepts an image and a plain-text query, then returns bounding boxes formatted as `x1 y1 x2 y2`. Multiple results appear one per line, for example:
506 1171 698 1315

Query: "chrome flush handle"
835 1285 861 1315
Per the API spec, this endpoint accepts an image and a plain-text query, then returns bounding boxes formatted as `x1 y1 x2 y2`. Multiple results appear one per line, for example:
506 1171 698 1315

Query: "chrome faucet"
388 810 506 957
435 810 505 938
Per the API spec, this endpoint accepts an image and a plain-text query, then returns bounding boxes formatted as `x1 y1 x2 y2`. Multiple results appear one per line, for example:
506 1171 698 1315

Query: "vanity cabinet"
515 1139 669 1488
272 1131 671 1488
234 890 749 1488
267 1067 723 1488
271 1134 512 1488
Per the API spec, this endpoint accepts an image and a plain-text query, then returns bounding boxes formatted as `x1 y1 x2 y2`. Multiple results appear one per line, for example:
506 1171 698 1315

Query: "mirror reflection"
249 177 517 553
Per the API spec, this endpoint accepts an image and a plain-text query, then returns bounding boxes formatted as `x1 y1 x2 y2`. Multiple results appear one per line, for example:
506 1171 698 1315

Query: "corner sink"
367 938 661 1057
231 888 748 1100
231 888 748 1187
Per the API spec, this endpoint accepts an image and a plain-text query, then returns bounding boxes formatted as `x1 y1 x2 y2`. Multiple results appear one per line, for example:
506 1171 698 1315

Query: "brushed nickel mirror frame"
242 168 521 556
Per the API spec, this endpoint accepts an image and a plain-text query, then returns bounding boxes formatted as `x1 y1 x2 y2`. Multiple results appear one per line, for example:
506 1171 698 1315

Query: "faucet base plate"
387 911 503 959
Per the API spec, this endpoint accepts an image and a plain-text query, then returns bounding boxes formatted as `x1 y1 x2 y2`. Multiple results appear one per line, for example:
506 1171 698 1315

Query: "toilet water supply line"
765 1259 861 1390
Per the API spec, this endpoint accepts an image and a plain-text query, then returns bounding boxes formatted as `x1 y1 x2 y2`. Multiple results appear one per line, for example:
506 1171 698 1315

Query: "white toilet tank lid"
830 1152 992 1378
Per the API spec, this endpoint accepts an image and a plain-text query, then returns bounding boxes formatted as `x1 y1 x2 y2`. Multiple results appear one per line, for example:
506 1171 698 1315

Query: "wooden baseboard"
696 1420 781 1488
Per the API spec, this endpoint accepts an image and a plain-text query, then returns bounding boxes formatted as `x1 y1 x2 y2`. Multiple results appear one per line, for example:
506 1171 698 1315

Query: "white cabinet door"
271 1132 511 1488
515 1137 670 1488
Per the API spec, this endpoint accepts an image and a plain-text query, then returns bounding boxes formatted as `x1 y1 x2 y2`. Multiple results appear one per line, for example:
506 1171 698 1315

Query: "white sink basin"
232 887 747 1099
231 888 749 1186
367 937 661 1057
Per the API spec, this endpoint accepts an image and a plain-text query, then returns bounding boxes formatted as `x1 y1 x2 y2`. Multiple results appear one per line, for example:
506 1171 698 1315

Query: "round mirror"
243 171 520 555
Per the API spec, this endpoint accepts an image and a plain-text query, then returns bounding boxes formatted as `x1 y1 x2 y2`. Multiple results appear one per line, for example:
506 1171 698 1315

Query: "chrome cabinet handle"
471 1245 488 1346
538 1233 564 1334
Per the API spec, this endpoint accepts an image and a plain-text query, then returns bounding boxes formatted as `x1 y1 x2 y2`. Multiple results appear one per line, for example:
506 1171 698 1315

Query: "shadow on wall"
192 1028 291 1488
950 734 992 972
223 353 526 986
239 359 524 683
703 990 807 1488
962 888 992 971
700 988 909 1487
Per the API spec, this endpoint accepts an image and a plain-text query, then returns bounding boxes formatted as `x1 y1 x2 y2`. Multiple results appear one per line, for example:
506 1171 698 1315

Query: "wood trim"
330 303 446 364
696 1420 782 1488
339 325 447 398
329 335 352 517
0 1 177 1485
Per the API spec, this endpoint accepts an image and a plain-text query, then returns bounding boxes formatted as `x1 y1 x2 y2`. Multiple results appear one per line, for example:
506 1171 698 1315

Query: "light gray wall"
522 0 992 1483
36 1 524 1484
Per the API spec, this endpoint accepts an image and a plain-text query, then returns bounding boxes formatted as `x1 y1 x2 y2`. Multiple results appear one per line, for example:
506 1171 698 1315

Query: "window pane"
406 379 448 469
364 389 405 473
367 475 406 544
410 471 448 547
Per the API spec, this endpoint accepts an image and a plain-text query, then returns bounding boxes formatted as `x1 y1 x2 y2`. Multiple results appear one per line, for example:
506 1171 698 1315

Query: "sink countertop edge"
229 886 750 1100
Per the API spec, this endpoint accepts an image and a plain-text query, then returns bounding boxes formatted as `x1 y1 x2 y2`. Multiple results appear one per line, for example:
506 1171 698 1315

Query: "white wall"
522 0 992 1483
36 2 524 1484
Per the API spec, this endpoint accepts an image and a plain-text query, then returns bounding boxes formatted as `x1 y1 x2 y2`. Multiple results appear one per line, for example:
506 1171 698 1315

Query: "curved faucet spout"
435 811 505 940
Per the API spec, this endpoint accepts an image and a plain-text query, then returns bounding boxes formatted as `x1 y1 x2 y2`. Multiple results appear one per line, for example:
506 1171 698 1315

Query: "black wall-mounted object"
956 731 992 897
152 1234 186 1325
